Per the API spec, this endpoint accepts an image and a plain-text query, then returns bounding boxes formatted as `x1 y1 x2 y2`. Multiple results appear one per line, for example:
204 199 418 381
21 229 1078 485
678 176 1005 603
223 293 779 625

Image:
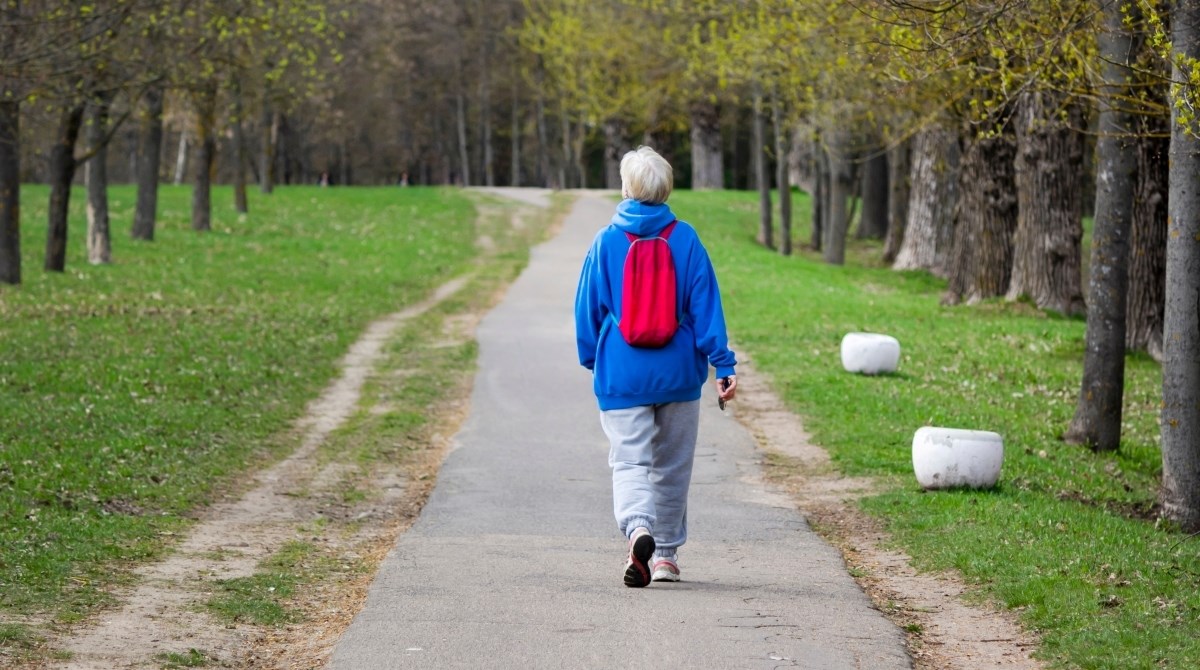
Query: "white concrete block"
912 426 1004 490
840 333 901 375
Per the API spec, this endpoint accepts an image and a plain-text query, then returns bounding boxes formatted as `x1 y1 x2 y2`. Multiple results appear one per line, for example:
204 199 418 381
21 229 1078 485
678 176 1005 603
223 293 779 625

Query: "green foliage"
672 189 1196 668
1138 0 1200 138
0 184 477 622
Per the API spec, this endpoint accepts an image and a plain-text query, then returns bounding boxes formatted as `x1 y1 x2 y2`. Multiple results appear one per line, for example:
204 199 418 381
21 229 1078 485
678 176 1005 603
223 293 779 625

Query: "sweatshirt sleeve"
574 241 603 371
687 239 737 378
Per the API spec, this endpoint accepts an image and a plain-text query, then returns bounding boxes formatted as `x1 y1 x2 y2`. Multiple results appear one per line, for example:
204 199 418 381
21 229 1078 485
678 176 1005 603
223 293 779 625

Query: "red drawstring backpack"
614 221 679 348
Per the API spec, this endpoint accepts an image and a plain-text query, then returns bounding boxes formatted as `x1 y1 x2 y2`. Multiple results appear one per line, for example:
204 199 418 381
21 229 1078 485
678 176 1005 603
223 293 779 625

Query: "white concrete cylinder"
912 427 1004 490
840 333 901 375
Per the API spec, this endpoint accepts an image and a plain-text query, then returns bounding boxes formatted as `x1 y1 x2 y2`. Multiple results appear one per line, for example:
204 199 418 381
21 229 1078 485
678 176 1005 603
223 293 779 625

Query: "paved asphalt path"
328 194 911 669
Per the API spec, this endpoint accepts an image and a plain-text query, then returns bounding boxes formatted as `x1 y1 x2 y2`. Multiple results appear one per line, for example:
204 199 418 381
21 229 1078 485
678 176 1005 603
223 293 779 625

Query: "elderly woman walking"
574 146 738 587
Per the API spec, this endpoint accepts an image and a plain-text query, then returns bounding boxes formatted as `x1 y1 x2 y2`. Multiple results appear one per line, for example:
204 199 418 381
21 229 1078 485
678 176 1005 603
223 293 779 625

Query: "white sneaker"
651 557 680 582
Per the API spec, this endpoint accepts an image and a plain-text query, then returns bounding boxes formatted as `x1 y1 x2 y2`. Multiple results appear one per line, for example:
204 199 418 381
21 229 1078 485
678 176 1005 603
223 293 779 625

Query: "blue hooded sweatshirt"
575 199 737 411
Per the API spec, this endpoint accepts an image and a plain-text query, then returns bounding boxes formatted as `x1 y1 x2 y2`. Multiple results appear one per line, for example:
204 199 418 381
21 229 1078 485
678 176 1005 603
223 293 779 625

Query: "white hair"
620 146 673 204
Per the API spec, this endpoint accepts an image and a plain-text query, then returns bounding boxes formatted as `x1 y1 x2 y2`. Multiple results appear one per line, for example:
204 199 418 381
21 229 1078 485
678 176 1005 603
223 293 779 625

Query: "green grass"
670 189 1195 669
205 541 337 626
0 184 478 623
157 648 210 668
0 623 41 662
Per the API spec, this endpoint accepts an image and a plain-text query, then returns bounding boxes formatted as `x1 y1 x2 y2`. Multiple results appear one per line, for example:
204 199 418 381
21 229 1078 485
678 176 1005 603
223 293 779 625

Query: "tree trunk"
1160 0 1200 531
132 84 163 241
259 101 278 194
275 114 290 185
232 77 248 214
893 125 960 276
1007 92 1086 315
943 127 1018 305
811 136 825 251
772 96 792 256
481 54 495 187
85 92 114 265
573 116 586 189
191 86 217 232
690 98 723 189
510 76 521 187
729 109 742 190
535 71 551 188
173 130 188 185
603 118 626 189
883 139 911 263
456 87 470 186
1065 5 1139 451
45 102 85 272
752 91 772 249
558 104 570 189
858 148 888 239
0 97 18 285
0 5 17 285
824 127 853 265
1126 105 1169 360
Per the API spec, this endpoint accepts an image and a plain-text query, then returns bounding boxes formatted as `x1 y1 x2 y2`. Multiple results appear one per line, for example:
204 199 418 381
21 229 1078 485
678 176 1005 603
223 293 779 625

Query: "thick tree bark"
772 96 792 256
1007 92 1086 315
690 98 723 189
191 86 217 232
232 78 248 214
1161 0 1200 531
752 91 772 249
893 125 960 276
0 97 18 285
857 148 888 239
824 129 852 265
883 139 911 263
45 103 85 272
943 127 1018 305
1065 5 1139 451
132 85 163 241
1126 108 1169 360
85 92 113 265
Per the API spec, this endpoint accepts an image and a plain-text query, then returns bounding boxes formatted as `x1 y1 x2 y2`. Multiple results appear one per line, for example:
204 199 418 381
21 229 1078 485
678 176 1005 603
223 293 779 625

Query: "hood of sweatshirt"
611 199 677 237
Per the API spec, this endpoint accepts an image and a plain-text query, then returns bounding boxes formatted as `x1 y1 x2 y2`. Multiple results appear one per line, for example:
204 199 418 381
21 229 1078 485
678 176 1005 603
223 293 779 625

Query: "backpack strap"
624 220 678 243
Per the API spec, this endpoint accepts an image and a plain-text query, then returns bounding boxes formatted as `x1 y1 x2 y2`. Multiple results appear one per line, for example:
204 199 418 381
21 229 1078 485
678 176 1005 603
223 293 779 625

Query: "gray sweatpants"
599 400 701 559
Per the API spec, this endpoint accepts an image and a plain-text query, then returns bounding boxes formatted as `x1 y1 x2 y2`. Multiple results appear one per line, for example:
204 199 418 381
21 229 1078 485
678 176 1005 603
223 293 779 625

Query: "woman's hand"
716 375 737 403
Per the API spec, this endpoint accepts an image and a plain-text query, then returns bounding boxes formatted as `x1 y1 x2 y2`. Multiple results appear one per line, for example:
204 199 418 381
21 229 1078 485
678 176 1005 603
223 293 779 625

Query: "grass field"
0 184 481 633
669 189 1195 669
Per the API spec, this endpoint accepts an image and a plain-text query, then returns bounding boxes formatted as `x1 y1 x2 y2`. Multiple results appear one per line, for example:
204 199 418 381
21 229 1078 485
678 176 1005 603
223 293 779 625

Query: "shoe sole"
623 534 655 588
